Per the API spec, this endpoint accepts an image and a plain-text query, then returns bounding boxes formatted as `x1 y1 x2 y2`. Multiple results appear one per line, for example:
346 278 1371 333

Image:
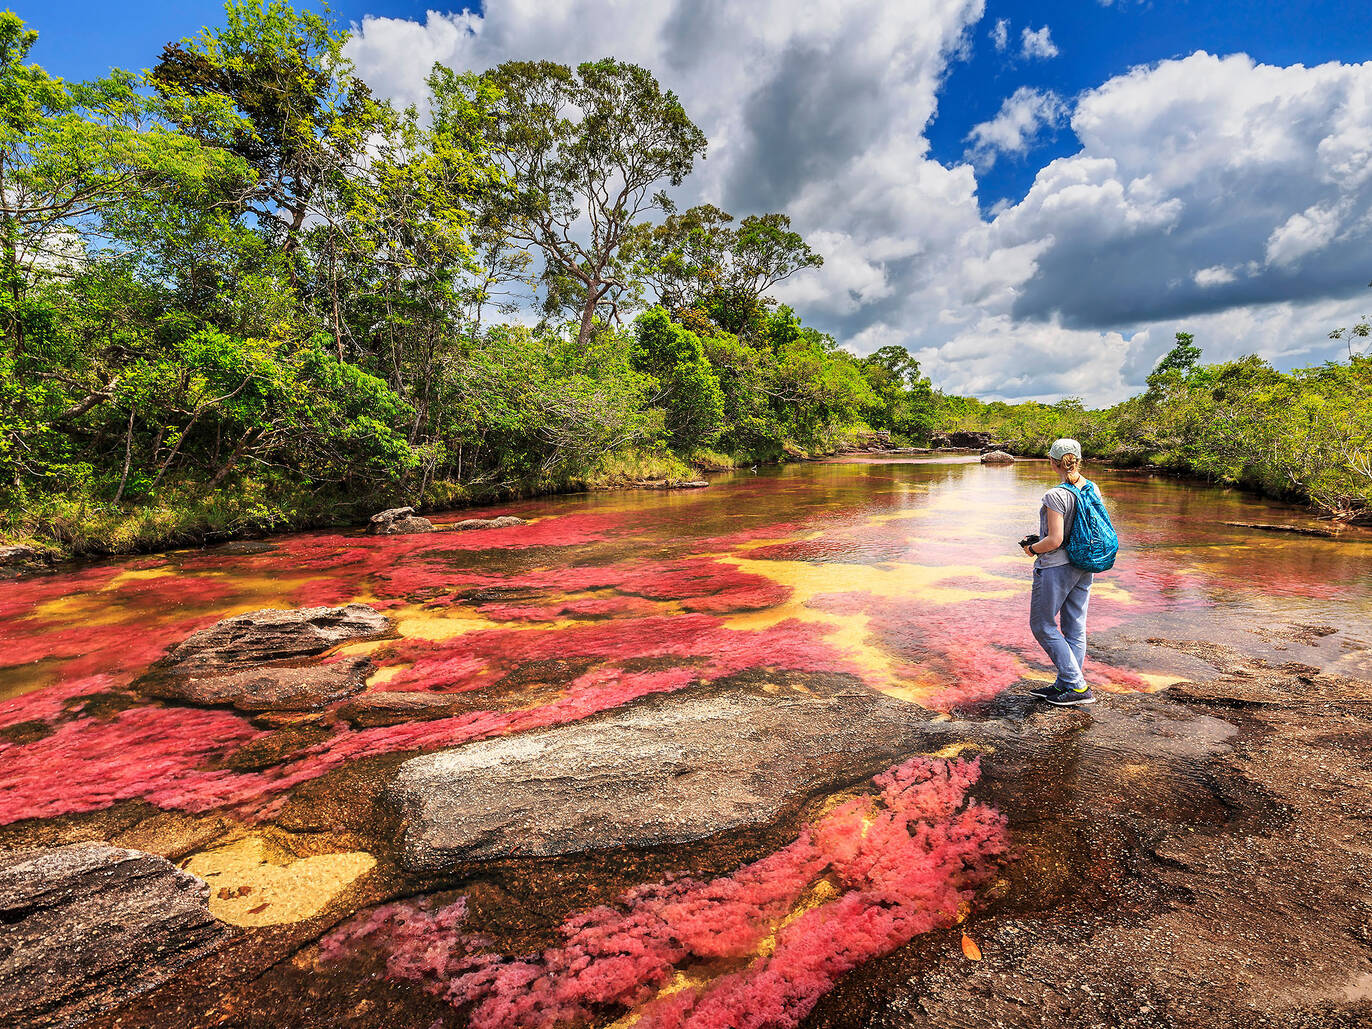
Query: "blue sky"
13 1 1372 402
929 0 1372 209
21 0 1367 211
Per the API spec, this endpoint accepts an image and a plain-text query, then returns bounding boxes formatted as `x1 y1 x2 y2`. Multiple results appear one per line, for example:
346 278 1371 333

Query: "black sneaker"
1028 683 1059 700
1039 684 1097 706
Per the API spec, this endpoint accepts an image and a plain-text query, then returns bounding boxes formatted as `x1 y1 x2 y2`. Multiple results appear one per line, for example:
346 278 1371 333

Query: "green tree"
1150 331 1202 382
631 307 725 451
149 0 387 272
480 58 707 348
629 205 822 335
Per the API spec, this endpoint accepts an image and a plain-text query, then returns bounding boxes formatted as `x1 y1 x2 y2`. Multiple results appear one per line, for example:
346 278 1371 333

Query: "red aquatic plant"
0 703 262 823
319 756 1008 1029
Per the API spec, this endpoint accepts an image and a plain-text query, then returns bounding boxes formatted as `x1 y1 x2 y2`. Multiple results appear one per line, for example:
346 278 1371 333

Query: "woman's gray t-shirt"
1035 481 1099 569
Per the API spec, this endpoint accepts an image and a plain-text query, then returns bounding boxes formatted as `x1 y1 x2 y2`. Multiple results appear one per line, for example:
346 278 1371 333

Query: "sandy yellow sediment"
717 555 1020 702
183 831 375 927
927 741 993 758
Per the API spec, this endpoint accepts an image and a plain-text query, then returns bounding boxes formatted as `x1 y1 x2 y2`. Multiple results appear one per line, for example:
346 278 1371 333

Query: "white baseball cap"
1049 438 1082 461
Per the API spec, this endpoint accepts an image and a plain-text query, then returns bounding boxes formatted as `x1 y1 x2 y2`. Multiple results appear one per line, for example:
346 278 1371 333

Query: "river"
2 455 1370 1028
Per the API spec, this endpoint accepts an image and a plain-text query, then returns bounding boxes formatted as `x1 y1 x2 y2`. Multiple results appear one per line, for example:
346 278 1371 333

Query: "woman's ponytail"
1061 453 1083 484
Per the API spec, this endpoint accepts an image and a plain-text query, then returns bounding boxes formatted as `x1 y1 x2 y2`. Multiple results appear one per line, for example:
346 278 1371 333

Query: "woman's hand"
1022 544 1035 557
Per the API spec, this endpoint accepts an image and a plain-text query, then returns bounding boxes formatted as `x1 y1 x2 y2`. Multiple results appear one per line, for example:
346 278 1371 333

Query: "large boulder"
162 604 388 669
143 656 374 712
388 678 956 871
980 450 1015 464
366 506 435 535
0 844 228 1028
450 515 529 531
135 605 389 712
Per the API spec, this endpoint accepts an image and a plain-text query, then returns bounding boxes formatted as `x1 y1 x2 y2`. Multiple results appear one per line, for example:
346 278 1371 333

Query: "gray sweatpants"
1030 563 1094 690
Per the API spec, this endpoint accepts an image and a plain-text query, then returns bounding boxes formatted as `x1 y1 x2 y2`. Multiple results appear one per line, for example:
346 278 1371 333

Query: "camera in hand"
1018 533 1041 550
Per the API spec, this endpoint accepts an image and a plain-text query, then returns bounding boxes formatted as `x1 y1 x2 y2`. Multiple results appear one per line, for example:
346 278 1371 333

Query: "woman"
1022 438 1097 706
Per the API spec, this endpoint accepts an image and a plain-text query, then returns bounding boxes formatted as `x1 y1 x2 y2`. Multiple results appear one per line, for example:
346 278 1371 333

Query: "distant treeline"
941 332 1372 522
1 4 1367 556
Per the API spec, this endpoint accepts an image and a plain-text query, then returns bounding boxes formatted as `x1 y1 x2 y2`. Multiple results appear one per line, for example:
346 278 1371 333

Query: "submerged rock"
209 540 277 555
366 506 434 535
337 690 473 728
389 678 950 871
143 656 374 712
135 605 389 712
980 450 1015 464
450 515 529 531
0 844 227 1028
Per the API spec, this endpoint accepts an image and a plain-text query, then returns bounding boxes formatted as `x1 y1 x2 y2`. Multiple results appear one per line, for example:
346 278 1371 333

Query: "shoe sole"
1046 693 1096 706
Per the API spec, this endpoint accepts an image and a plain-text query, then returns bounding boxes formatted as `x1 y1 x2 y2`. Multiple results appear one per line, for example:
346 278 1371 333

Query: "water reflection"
3 457 1370 1027
3 457 1370 827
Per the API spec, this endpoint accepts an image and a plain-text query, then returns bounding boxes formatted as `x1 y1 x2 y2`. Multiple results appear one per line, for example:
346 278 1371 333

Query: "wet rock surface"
0 543 50 577
389 676 960 870
337 690 473 727
805 661 1372 1029
143 656 373 712
980 449 1015 464
133 604 388 712
365 507 434 535
0 844 228 1029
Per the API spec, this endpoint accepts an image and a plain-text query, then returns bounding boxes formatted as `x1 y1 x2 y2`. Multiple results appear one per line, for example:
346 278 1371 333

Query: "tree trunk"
577 285 599 349
113 408 136 504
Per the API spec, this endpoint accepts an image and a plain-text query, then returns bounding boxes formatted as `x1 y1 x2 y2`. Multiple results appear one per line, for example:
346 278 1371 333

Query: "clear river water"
2 455 1370 1028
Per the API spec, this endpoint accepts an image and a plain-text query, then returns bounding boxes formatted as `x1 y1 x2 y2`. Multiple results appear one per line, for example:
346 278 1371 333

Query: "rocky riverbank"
3 601 1369 1028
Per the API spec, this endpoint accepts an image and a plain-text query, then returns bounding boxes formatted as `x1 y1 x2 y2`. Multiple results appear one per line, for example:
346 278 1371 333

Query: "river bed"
2 456 1371 1028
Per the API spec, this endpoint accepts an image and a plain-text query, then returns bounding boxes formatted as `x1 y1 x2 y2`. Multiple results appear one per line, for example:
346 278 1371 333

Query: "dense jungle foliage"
940 331 1372 523
2 4 1368 555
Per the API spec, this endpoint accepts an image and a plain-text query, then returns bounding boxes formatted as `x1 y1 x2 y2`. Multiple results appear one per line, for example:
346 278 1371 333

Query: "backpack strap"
1056 480 1087 539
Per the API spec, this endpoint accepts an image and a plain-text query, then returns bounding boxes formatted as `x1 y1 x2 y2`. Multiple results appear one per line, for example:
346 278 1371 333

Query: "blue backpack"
1059 479 1118 572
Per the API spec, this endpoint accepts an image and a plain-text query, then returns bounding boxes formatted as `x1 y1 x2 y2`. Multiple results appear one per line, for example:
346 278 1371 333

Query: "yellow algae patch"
723 555 1021 614
1087 580 1134 604
605 970 711 1029
717 555 1020 701
756 879 839 958
103 566 176 587
184 832 375 927
927 741 993 759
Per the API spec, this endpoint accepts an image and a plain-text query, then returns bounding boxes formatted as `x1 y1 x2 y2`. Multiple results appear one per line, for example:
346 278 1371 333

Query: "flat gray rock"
0 844 227 1028
450 515 528 531
389 679 949 871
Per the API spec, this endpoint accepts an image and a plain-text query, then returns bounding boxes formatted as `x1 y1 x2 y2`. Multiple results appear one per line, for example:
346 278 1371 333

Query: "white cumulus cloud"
965 87 1067 170
1020 26 1059 60
344 7 1372 404
989 17 1009 52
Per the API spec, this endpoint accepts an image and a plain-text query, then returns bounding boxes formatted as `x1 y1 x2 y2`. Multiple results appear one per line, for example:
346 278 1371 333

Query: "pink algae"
0 703 263 822
319 756 1008 1029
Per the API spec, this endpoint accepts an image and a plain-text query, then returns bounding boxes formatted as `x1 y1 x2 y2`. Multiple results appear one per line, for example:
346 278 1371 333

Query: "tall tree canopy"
477 58 707 348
